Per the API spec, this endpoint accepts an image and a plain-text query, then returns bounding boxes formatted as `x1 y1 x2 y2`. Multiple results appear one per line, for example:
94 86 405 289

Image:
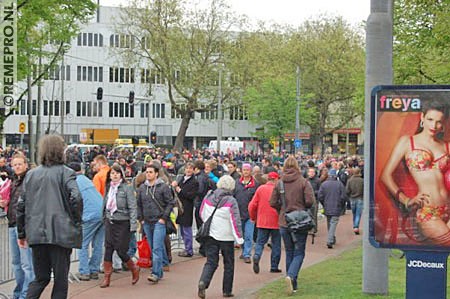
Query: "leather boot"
100 261 112 288
126 259 140 285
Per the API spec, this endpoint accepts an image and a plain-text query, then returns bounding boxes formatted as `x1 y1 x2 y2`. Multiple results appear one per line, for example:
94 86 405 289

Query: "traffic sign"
19 122 25 133
294 139 302 148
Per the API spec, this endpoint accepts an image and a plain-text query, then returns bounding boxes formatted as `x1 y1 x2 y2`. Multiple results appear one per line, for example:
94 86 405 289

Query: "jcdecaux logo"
407 260 444 269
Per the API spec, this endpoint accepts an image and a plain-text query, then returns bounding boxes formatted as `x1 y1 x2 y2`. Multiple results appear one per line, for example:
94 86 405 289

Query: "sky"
99 0 370 27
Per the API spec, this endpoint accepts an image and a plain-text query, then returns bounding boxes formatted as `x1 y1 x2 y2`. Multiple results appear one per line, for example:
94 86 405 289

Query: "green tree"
117 0 246 151
289 17 365 153
394 0 450 84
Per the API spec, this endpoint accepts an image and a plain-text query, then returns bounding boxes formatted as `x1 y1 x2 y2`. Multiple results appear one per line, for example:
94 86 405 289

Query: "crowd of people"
0 137 364 298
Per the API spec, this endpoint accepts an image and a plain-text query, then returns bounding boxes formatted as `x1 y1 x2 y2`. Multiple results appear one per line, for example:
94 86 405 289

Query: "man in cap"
248 172 281 274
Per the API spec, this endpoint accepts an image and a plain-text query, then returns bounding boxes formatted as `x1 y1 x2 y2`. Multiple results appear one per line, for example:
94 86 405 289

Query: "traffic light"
96 87 103 100
129 91 135 104
150 131 157 144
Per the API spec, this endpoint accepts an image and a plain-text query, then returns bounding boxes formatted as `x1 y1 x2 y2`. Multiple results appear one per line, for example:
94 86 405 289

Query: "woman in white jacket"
197 175 244 299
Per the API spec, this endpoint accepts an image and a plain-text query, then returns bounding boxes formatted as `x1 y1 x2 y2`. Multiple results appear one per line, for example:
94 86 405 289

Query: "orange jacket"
93 165 110 197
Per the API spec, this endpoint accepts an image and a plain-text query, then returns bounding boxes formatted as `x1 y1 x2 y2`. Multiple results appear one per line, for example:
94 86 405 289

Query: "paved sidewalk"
0 213 361 299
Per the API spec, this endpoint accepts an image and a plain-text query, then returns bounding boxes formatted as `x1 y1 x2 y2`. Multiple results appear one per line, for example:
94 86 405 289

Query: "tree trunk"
173 114 191 152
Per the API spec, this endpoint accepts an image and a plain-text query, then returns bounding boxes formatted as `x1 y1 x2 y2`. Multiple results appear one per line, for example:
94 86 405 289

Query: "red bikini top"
405 136 449 172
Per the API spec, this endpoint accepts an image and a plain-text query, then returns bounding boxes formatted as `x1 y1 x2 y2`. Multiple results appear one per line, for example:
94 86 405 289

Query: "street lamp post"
217 68 222 154
295 66 301 153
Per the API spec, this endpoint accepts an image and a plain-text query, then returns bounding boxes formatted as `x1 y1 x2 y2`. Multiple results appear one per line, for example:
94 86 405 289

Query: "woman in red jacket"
248 172 281 274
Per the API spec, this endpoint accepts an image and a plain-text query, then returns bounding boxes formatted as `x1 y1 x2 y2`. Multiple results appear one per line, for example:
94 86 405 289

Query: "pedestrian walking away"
16 135 83 299
270 156 316 296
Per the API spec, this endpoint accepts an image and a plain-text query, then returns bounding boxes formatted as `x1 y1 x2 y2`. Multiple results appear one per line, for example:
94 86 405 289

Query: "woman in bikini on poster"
381 100 450 246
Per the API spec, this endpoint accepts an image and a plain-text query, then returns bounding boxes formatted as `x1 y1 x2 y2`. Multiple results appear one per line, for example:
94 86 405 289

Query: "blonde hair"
283 156 300 172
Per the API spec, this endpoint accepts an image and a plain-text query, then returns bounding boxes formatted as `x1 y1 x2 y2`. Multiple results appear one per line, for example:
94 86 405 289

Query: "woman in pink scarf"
101 163 139 288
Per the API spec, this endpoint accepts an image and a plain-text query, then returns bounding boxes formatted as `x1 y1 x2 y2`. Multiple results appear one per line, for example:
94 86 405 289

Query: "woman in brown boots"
101 163 140 287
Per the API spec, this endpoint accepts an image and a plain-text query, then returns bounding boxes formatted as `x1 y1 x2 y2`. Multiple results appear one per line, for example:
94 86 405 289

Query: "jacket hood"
144 177 166 187
208 188 233 205
282 168 301 183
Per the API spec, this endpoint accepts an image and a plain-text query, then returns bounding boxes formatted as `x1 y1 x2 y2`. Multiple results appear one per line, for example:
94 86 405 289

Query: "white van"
208 140 244 153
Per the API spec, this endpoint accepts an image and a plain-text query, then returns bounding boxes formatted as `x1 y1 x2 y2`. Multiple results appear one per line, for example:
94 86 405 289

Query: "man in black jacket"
193 160 215 256
17 135 82 299
0 153 34 299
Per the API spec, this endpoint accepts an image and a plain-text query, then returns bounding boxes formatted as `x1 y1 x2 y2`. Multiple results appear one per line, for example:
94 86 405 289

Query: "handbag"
137 236 152 268
195 192 222 243
279 180 315 233
149 187 177 235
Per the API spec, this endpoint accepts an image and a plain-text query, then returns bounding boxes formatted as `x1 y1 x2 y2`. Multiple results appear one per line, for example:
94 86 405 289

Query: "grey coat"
318 176 348 216
103 181 138 232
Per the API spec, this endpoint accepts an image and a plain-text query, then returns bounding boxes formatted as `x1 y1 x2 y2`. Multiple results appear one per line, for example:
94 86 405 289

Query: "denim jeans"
180 225 193 255
326 216 340 245
78 220 104 275
9 227 34 299
143 222 166 278
128 231 137 258
253 228 281 270
350 199 364 229
280 227 307 290
241 219 254 258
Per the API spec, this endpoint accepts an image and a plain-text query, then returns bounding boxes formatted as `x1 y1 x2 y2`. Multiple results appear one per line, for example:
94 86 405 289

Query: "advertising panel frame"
370 85 450 252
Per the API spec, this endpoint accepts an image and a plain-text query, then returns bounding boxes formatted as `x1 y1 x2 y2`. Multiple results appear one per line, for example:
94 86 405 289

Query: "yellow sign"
19 122 26 133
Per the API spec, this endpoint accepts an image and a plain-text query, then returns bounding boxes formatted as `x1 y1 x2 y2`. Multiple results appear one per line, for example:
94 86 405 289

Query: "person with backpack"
270 156 315 296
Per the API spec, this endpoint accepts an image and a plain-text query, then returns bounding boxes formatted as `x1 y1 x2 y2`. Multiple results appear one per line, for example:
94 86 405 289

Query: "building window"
43 100 48 116
114 103 119 117
66 100 70 115
140 103 149 118
87 102 92 117
110 34 135 48
77 33 104 47
82 102 86 116
109 102 113 117
152 103 165 119
77 101 81 117
77 66 103 82
109 67 135 83
229 105 248 120
54 101 60 116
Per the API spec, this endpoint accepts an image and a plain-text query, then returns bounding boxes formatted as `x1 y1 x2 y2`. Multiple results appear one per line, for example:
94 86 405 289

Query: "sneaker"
163 265 170 272
327 243 333 249
76 273 90 281
252 259 260 274
90 272 99 280
223 293 234 297
353 228 360 235
285 276 294 296
239 254 244 259
178 251 193 258
270 269 282 273
244 257 251 264
147 274 159 283
198 281 206 299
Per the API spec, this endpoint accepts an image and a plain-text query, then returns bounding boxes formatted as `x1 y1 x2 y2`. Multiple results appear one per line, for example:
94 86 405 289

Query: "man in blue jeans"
69 162 105 281
137 164 175 283
0 153 34 299
346 167 364 234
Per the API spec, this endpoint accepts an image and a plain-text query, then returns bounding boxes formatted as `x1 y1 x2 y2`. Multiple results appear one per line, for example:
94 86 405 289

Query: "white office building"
4 6 258 150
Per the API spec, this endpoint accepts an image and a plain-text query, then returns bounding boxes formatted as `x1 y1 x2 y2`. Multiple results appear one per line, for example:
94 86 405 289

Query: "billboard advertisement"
370 85 450 251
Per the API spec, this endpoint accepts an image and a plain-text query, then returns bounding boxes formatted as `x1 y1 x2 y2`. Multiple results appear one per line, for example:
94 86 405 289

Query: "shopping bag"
137 236 152 268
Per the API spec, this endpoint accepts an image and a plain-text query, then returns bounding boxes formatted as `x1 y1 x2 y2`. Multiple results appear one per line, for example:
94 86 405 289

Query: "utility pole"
363 0 392 295
36 52 42 143
295 66 301 153
27 72 35 164
60 51 65 138
147 80 152 142
216 68 222 154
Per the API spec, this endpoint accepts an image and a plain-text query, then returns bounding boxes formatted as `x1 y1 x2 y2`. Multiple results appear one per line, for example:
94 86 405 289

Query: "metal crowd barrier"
0 218 13 284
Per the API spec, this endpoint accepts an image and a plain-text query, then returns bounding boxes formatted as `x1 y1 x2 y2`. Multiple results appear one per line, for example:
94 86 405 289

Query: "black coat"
175 176 199 226
137 178 175 224
17 165 83 249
